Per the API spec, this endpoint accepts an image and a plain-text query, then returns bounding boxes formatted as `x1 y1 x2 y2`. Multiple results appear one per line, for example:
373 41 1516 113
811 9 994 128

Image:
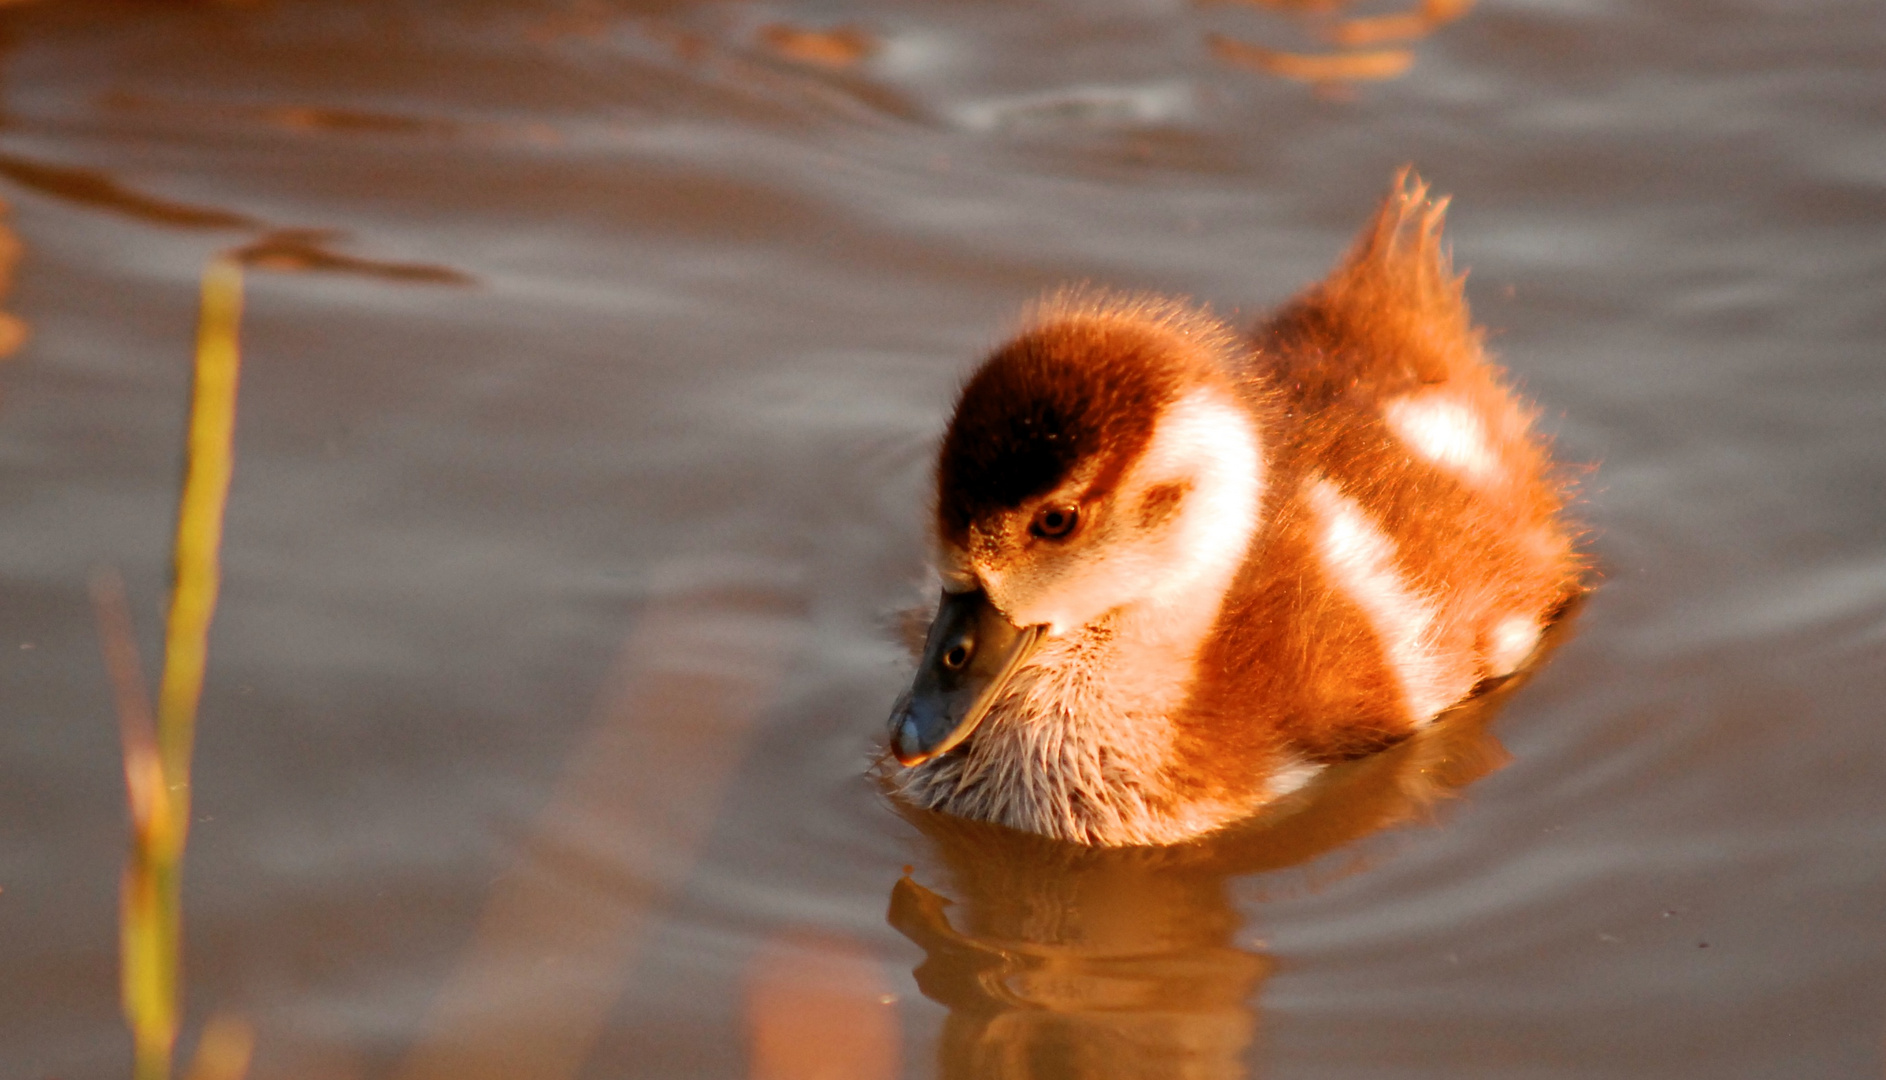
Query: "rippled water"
2 1 1883 1078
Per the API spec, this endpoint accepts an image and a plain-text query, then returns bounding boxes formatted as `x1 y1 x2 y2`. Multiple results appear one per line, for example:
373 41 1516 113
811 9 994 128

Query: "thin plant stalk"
159 255 243 819
112 255 245 1080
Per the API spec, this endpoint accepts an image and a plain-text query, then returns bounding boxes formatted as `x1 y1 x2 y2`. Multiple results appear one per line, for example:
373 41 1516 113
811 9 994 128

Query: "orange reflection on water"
182 1013 256 1080
757 24 877 70
745 932 901 1080
891 861 1267 1080
0 195 25 359
1207 0 1477 90
1209 36 1414 84
1332 0 1474 45
393 586 797 1080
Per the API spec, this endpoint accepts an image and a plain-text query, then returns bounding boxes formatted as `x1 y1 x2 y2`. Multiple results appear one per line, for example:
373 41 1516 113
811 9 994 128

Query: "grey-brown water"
3 2 1883 1078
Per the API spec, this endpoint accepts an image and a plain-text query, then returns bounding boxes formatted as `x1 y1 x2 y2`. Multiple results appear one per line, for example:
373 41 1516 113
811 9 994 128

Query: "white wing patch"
1267 754 1324 798
1307 478 1456 725
1486 614 1541 677
1383 393 1501 484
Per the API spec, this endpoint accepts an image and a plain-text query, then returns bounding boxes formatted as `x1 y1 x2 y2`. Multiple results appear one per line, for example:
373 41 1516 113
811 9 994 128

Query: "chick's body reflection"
890 675 1539 1080
893 847 1265 1080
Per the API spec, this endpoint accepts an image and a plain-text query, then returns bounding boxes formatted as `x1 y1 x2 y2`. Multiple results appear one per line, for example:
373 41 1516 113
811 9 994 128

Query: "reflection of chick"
890 676 1538 1080
887 172 1582 846
891 834 1269 1080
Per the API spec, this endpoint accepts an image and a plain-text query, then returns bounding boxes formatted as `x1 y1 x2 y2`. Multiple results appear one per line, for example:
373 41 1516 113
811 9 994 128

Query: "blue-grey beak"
889 589 1044 766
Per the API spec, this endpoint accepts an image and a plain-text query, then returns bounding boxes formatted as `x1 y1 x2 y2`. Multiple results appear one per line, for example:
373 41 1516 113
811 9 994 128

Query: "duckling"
885 171 1583 847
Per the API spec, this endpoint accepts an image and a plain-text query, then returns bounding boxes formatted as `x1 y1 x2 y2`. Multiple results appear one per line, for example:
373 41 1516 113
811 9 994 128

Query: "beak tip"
888 716 934 767
887 591 1043 774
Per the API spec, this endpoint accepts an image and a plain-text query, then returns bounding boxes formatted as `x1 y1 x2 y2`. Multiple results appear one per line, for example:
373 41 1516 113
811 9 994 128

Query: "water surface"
1 1 1883 1078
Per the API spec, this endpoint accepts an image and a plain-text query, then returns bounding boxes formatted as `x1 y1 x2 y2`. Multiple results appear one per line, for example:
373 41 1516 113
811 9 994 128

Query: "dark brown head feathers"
936 293 1239 540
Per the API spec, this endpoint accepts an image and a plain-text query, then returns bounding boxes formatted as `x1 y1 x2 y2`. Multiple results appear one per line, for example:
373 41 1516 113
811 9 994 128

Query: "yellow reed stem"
158 255 243 825
112 255 245 1080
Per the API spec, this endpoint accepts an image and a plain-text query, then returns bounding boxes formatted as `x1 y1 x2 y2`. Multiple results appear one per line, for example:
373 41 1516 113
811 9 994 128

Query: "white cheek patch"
992 388 1264 637
1307 478 1455 725
1383 393 1501 484
1133 390 1266 603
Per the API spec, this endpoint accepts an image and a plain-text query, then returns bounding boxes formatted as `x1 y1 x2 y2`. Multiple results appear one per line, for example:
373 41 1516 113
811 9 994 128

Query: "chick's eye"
1029 504 1080 540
